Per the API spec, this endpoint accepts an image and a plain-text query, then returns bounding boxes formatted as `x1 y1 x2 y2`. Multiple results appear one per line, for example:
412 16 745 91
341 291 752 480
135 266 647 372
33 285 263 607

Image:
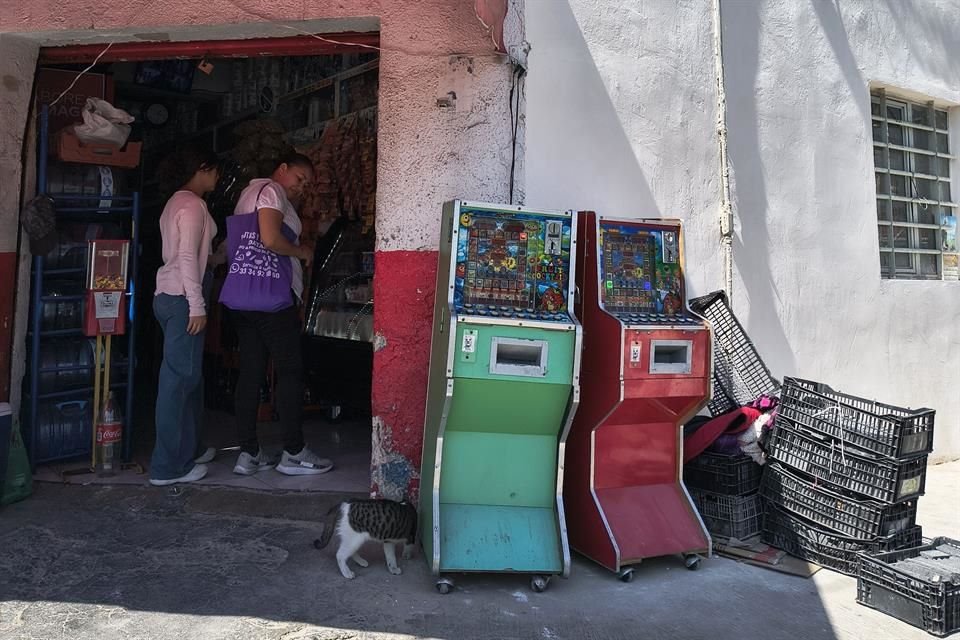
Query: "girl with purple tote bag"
220 153 334 477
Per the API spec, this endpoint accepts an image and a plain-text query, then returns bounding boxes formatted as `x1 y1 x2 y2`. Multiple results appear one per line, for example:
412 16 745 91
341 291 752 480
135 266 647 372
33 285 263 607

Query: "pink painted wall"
6 2 484 47
1 2 520 499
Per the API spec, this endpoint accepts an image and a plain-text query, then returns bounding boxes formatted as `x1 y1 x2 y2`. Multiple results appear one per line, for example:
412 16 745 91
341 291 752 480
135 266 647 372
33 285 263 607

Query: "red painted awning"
38 32 380 64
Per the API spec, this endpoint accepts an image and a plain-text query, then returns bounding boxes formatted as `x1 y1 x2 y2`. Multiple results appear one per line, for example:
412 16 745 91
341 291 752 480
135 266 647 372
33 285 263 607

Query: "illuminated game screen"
453 208 572 321
599 221 694 323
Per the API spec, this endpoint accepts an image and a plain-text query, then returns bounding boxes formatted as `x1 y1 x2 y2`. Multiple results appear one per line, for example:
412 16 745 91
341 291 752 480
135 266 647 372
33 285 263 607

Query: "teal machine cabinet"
420 201 582 594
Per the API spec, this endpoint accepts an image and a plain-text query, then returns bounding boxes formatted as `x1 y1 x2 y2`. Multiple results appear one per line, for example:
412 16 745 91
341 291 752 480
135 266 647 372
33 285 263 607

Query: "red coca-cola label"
96 421 122 444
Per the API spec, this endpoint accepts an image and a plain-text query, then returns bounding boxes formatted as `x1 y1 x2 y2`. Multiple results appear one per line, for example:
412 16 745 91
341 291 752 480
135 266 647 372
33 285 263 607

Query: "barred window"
872 89 954 279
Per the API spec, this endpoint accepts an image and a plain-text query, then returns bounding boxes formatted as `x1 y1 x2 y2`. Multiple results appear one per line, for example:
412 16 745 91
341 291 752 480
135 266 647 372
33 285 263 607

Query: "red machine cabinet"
563 212 711 579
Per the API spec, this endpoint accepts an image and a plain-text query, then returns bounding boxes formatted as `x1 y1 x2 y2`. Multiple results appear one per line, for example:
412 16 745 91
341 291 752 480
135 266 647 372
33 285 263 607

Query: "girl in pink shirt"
149 147 220 486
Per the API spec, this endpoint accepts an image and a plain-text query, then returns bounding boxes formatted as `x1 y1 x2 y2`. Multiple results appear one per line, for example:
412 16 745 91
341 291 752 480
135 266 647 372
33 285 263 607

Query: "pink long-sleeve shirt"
155 191 217 316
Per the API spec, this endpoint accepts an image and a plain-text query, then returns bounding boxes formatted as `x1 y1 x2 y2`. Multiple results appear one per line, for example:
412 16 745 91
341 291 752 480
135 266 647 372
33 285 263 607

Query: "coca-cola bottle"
96 391 122 477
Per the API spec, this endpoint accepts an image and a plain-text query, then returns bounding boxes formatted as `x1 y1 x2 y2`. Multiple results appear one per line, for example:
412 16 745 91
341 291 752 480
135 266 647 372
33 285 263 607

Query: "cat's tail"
312 502 343 550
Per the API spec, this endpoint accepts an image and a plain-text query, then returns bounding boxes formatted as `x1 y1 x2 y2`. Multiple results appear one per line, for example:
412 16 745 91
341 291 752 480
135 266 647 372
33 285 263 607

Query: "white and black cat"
313 499 418 579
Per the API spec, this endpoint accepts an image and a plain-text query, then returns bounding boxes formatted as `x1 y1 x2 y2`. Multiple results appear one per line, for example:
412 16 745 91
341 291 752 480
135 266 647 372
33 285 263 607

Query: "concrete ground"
33 412 374 495
0 461 956 640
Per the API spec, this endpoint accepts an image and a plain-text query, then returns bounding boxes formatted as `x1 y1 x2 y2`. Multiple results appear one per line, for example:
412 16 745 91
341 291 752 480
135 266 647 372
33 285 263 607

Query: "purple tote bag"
219 188 298 312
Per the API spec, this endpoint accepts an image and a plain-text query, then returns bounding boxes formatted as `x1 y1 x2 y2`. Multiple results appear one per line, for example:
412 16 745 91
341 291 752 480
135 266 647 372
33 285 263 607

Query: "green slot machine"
420 200 582 594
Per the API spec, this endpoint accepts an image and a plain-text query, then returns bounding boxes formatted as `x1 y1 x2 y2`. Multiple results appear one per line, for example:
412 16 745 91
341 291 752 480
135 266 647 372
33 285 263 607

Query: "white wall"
523 0 725 299
723 0 960 461
525 0 960 460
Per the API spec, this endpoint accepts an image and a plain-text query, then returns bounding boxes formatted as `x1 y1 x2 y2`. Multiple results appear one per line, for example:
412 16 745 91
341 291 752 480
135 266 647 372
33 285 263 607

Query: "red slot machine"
564 212 711 580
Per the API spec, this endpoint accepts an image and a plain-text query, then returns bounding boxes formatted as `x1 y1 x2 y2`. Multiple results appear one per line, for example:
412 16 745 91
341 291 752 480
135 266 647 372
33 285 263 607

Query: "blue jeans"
150 293 206 480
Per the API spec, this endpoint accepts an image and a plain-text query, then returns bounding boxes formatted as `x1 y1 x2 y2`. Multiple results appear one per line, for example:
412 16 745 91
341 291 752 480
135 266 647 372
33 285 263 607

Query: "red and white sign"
35 69 113 141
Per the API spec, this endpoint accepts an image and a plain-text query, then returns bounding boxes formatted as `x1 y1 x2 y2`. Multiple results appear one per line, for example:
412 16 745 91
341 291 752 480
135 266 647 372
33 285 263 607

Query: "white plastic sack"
73 98 134 147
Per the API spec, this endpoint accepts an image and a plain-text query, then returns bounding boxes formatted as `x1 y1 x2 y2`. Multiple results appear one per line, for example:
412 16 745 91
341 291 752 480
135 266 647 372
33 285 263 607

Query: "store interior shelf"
50 195 136 202
140 58 379 160
28 382 130 402
29 329 85 338
39 268 85 276
40 295 84 302
24 104 141 469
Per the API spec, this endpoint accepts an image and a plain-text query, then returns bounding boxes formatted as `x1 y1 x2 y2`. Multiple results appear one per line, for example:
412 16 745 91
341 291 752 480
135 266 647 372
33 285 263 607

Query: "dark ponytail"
275 151 315 173
157 145 219 199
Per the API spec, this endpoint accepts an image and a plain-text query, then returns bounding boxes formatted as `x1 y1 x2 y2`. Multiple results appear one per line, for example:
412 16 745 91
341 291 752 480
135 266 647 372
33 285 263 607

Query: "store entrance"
30 35 379 492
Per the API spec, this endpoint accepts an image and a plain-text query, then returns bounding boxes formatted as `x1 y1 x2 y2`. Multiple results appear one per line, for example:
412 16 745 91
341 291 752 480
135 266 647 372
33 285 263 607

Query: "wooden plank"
713 539 821 578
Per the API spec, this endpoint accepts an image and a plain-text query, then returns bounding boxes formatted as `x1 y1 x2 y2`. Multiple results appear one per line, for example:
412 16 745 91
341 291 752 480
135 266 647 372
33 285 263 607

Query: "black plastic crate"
857 537 960 637
779 377 935 460
688 291 780 416
762 503 922 576
760 463 917 540
689 489 762 540
684 451 763 495
767 418 928 504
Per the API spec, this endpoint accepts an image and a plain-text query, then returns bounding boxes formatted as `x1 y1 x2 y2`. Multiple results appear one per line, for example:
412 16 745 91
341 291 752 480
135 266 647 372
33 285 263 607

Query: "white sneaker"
194 447 216 464
233 450 279 475
149 464 208 486
276 447 334 476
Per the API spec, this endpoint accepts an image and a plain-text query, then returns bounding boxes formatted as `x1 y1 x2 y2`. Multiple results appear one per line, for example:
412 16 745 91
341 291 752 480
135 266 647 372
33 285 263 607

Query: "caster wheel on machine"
617 568 635 583
435 578 454 594
684 555 702 571
530 575 550 593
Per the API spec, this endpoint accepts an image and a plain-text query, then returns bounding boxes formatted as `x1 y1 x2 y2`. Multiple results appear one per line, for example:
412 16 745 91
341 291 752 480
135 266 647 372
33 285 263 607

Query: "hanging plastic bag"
72 98 134 147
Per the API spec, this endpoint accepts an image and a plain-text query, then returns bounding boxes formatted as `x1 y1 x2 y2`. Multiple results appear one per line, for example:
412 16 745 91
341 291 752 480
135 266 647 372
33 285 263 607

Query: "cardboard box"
56 128 142 169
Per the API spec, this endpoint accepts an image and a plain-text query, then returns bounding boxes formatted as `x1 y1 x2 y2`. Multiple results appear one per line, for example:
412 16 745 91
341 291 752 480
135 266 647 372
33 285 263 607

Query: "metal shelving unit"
23 105 140 468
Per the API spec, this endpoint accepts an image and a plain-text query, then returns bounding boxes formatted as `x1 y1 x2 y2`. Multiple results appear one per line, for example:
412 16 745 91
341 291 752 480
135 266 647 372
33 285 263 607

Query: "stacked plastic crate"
688 291 780 419
760 377 934 576
684 291 777 543
857 537 960 636
685 451 764 541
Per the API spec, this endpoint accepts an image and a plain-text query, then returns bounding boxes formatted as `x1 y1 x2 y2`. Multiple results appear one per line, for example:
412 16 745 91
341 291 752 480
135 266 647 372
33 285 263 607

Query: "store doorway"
29 34 379 492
